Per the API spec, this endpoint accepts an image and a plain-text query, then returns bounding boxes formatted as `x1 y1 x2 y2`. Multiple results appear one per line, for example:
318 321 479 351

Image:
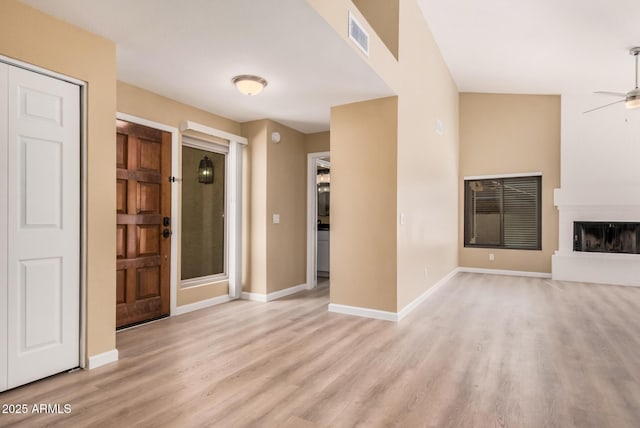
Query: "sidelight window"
180 138 228 285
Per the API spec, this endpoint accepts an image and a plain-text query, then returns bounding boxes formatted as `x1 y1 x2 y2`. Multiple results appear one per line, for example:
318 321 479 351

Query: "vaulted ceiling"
21 0 640 132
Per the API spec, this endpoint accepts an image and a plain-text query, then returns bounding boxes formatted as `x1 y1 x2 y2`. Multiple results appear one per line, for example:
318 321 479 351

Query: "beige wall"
313 0 459 313
306 0 401 92
266 122 307 293
0 0 117 361
117 81 241 135
242 120 307 295
396 0 460 310
459 93 561 273
305 131 330 153
330 97 398 312
352 0 399 59
117 82 240 305
241 120 268 294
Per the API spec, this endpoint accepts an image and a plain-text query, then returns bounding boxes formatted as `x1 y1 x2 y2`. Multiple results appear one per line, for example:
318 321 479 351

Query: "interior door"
3 63 80 391
116 120 171 328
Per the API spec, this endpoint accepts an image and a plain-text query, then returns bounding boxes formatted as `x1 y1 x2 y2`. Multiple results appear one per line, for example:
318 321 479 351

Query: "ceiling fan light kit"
585 47 640 113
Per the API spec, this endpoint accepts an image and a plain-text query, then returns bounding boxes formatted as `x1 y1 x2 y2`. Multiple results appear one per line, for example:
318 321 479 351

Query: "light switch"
273 214 280 224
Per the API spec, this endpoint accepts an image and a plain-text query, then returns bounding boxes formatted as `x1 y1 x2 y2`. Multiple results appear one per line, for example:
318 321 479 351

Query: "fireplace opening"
574 221 640 254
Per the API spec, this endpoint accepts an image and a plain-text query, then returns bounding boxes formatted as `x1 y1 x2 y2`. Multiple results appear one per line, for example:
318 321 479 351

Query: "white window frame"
179 121 246 299
180 136 230 288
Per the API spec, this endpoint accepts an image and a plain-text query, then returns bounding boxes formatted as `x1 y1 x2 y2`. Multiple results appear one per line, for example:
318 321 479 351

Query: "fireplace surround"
552 186 640 287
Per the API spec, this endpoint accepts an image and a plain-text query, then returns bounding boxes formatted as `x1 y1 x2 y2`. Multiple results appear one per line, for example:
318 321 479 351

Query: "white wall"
560 94 640 190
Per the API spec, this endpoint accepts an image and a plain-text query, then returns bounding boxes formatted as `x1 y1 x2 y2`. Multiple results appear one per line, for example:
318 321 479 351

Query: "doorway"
306 152 331 288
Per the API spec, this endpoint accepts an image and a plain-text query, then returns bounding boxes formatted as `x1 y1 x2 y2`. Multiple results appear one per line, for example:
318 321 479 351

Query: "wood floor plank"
2 273 640 427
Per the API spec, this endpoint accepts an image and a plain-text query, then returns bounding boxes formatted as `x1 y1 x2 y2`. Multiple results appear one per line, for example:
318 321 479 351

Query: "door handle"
162 229 171 239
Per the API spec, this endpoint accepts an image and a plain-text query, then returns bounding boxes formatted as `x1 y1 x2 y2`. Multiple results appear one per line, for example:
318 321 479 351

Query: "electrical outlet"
424 268 428 279
489 253 495 261
273 214 280 224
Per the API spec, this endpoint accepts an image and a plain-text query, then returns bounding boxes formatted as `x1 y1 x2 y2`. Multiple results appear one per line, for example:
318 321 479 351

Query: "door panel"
6 65 80 390
116 120 171 328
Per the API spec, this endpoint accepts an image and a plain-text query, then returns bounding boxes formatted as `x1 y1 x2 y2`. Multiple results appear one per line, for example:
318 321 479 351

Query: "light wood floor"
2 273 640 427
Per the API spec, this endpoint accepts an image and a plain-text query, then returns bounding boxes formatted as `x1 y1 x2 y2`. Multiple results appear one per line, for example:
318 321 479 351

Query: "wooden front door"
116 120 171 329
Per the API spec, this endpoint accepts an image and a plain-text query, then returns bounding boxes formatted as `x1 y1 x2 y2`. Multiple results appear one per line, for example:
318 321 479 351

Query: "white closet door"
5 64 80 390
0 63 8 392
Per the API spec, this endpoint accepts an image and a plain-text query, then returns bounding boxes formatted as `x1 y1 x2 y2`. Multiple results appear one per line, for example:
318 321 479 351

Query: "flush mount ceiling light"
232 75 267 96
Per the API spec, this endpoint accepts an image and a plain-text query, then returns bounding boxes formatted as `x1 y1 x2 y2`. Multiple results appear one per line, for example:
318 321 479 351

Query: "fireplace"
574 221 640 254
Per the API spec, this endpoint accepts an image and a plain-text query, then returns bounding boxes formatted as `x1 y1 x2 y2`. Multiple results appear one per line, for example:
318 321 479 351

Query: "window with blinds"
464 175 541 250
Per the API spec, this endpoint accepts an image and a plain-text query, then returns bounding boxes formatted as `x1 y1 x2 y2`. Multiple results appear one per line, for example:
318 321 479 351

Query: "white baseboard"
173 294 234 316
242 283 307 302
328 303 399 321
397 268 460 321
458 267 551 278
329 268 460 322
241 291 268 302
87 349 119 370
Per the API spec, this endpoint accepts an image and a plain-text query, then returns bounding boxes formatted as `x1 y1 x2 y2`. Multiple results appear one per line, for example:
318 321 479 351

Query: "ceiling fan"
584 47 640 114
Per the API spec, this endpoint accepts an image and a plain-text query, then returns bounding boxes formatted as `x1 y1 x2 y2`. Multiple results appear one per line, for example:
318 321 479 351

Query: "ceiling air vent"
348 12 369 56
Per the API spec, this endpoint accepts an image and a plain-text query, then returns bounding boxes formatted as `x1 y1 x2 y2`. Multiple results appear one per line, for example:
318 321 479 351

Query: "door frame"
116 112 179 316
0 55 87 368
306 151 330 289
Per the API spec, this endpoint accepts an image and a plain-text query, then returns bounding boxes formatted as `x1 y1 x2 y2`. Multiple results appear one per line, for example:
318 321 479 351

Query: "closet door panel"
6 65 80 390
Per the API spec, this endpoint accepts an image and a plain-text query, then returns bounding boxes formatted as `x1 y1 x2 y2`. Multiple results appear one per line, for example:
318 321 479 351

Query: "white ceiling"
20 0 395 133
417 0 640 95
21 0 640 131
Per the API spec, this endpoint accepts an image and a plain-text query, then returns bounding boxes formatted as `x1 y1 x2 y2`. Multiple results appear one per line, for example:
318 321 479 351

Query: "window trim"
180 136 230 287
463 174 542 251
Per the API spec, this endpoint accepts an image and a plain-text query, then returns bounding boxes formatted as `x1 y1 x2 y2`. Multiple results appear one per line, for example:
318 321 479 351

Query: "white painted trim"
173 294 234 316
397 268 460 321
266 283 308 301
306 151 330 290
79 80 88 369
116 113 180 317
178 124 244 300
242 283 308 302
458 267 552 278
180 120 248 145
227 140 243 299
0 63 7 389
180 135 231 285
328 269 460 322
182 134 229 152
87 349 119 370
328 304 398 321
241 291 268 302
0 55 85 86
464 171 542 180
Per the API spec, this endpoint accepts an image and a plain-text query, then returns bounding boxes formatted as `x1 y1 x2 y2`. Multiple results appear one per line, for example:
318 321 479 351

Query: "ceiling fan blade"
583 99 625 114
594 91 627 97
